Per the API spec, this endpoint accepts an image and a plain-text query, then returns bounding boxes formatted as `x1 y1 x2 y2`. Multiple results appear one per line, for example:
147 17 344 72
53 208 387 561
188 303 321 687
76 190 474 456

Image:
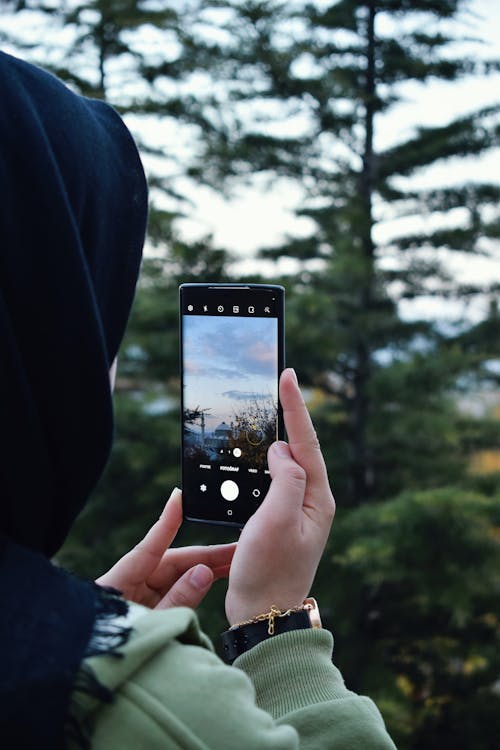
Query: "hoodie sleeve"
70 604 396 750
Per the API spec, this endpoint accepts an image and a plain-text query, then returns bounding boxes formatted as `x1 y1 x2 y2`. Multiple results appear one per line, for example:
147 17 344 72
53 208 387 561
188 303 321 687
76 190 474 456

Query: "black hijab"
0 51 148 746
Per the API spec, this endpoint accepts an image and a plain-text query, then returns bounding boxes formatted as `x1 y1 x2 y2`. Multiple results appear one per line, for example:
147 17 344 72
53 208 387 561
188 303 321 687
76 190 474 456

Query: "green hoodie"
70 602 396 749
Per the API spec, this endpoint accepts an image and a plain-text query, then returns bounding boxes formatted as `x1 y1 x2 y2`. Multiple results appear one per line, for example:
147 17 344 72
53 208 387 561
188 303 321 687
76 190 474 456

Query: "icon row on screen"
199 480 261 502
186 304 271 314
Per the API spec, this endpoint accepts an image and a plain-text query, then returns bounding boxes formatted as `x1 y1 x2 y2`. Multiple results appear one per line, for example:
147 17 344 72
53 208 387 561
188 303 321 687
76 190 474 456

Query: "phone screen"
180 284 284 527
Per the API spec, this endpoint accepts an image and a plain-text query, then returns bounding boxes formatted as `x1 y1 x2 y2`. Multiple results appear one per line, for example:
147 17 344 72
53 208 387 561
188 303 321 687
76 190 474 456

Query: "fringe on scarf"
64 584 132 749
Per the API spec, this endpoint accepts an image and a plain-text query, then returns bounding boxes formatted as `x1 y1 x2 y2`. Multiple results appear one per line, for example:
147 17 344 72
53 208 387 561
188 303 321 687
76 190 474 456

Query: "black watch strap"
222 609 311 664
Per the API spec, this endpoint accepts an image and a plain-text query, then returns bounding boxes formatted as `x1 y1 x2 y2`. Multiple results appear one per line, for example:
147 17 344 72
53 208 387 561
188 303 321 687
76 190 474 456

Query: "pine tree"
185 0 500 503
0 0 233 221
323 485 500 749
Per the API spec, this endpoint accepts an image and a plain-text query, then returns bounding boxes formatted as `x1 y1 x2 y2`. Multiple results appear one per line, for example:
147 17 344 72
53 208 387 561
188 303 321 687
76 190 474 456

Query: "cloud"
221 390 270 401
184 315 278 381
184 358 203 374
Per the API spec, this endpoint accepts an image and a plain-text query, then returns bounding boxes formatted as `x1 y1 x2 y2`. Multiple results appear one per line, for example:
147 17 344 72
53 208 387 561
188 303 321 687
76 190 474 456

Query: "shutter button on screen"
220 480 239 502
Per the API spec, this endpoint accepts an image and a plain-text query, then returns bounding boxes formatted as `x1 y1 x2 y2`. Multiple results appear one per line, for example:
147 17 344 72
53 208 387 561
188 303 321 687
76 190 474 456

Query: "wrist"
226 591 311 627
222 598 322 664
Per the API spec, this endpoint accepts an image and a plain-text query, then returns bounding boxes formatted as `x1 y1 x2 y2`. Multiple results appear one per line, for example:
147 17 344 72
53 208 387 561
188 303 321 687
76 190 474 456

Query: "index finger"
134 487 183 561
279 368 329 485
104 488 183 587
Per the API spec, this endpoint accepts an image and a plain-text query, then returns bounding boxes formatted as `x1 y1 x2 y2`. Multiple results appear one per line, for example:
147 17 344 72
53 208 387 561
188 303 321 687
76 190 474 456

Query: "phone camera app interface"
182 288 281 525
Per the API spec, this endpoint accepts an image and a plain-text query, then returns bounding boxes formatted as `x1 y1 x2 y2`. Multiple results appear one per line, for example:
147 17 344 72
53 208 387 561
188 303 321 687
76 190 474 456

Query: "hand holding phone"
96 488 236 610
180 284 284 527
225 368 335 626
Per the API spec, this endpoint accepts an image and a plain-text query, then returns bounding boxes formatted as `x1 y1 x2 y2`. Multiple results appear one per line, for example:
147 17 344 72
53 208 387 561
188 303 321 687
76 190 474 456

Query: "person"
0 50 396 749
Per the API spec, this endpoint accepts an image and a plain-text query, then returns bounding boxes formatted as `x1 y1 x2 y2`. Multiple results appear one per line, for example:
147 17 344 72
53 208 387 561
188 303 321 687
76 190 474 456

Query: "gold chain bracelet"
230 601 313 636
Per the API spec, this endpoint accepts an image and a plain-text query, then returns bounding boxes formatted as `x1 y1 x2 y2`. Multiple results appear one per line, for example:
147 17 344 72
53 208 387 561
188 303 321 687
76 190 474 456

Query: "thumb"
155 564 214 610
259 441 307 520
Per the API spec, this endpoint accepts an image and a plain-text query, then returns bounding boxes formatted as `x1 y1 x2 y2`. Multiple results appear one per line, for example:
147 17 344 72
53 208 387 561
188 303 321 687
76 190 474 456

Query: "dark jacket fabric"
0 50 148 747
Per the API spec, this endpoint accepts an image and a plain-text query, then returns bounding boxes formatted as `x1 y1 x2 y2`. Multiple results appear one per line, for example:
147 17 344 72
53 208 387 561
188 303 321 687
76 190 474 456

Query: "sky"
174 1 500 263
183 314 278 432
1 0 498 324
171 0 500 325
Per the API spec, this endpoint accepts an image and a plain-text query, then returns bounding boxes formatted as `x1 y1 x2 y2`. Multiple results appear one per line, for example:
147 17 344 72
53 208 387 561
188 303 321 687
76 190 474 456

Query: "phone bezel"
179 283 285 528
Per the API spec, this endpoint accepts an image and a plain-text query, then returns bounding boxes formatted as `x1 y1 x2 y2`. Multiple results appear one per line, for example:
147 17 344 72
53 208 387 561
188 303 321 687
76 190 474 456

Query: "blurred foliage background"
2 1 500 747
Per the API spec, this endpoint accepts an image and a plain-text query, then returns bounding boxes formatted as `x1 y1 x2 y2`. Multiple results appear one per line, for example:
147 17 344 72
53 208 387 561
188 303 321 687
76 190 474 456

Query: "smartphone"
180 283 285 527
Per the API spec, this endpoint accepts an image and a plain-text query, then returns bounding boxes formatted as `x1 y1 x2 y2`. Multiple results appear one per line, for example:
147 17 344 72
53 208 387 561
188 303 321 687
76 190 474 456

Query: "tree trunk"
97 17 107 98
352 0 376 504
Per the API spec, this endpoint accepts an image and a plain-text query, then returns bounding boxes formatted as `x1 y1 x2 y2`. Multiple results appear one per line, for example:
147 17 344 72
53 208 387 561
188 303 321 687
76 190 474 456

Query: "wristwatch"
221 598 322 664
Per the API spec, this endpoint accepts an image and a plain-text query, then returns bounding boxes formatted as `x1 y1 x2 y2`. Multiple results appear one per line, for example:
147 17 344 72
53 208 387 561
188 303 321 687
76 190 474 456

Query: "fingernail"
190 565 213 589
159 488 181 518
272 440 290 457
164 487 181 504
289 368 298 384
